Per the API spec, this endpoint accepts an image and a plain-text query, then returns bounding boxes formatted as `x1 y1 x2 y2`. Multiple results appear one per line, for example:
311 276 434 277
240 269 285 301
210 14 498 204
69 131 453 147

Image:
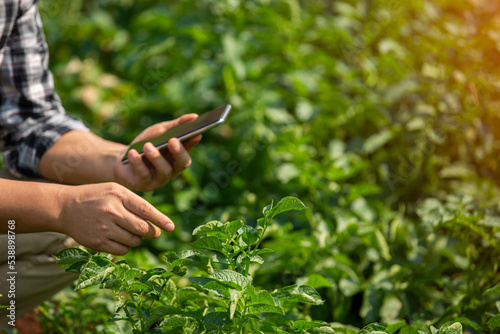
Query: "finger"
128 149 153 183
108 224 144 248
154 113 199 133
167 138 192 172
143 142 173 183
182 134 202 153
122 194 175 232
115 211 162 240
176 113 198 125
92 239 131 256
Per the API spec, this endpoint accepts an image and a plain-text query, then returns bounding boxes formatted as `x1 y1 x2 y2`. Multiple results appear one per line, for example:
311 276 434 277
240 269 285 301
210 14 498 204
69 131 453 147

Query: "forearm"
0 179 63 234
39 130 126 184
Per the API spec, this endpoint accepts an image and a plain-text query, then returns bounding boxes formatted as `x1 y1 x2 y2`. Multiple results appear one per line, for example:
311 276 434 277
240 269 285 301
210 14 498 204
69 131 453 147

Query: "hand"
112 114 202 191
58 182 175 255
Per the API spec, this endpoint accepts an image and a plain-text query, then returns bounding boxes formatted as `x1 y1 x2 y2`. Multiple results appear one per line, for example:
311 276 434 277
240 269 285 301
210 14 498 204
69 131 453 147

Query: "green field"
31 0 500 333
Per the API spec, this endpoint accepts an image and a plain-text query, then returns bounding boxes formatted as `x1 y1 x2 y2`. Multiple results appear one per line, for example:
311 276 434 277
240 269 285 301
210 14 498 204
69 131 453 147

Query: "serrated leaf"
265 197 306 220
190 236 225 253
54 247 91 267
272 285 323 305
359 324 390 334
144 305 182 330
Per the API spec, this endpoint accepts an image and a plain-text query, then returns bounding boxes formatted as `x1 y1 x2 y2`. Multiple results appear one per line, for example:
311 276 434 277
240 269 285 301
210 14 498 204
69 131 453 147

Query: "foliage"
53 197 329 333
24 0 500 332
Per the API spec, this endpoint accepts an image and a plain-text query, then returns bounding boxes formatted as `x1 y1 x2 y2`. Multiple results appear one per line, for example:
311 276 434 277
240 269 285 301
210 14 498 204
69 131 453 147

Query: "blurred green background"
36 0 500 331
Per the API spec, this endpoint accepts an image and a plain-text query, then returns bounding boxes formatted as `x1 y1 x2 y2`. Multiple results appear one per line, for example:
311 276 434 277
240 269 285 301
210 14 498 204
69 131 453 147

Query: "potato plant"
54 197 332 333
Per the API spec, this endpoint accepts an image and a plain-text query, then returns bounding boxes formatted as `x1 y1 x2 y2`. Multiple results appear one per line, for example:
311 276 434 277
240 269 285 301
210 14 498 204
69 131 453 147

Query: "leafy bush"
27 0 500 332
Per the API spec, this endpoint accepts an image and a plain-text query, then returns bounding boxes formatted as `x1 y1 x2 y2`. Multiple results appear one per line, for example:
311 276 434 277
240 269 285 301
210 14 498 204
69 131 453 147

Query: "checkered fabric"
0 0 89 178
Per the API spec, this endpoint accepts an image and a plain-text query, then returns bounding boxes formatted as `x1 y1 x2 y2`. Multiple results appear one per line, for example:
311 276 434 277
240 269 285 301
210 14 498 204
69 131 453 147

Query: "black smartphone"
122 104 232 164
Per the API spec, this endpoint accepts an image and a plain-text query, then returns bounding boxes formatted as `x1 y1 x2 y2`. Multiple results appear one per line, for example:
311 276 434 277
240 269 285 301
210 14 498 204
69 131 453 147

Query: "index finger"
122 195 175 232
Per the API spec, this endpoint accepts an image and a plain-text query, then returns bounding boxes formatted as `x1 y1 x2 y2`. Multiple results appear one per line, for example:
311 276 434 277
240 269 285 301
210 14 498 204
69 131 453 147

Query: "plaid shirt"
0 0 89 178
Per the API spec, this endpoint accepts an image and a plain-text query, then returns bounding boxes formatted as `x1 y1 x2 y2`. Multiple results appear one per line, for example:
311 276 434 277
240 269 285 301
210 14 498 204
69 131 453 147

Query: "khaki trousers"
0 169 79 330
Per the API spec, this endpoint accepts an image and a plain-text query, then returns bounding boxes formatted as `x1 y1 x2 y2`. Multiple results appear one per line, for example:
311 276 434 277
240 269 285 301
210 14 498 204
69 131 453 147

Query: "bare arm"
0 179 175 255
39 114 202 191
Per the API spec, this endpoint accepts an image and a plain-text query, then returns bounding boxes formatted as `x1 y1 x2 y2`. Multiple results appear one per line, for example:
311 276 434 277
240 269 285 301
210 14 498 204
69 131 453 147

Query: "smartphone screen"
122 104 231 164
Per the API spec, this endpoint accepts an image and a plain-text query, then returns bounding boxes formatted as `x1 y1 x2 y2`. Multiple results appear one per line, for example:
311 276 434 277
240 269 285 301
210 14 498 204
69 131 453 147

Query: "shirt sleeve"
0 0 90 178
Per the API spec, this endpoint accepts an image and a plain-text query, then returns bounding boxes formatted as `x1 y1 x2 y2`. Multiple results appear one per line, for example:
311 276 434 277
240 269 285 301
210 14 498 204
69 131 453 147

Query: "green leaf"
248 290 277 306
76 256 115 290
190 236 225 253
358 324 390 334
162 251 180 265
294 320 327 330
265 197 306 220
484 285 500 296
226 220 245 237
308 327 336 334
124 268 143 281
65 261 87 274
306 273 333 289
438 322 462 334
54 247 91 268
172 250 213 273
100 278 120 290
254 248 274 256
229 289 244 319
210 269 250 290
488 316 500 327
129 281 151 292
192 220 226 239
385 322 406 334
141 268 167 283
144 305 182 330
272 285 323 305
239 225 261 246
247 303 285 315
202 312 231 329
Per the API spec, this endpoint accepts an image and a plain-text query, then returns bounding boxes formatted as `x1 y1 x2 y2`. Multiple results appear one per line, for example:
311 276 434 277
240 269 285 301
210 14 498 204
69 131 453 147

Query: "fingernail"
166 222 175 232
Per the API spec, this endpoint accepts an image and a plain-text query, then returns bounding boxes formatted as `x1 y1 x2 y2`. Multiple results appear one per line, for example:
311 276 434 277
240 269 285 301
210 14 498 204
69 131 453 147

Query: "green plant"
54 197 334 333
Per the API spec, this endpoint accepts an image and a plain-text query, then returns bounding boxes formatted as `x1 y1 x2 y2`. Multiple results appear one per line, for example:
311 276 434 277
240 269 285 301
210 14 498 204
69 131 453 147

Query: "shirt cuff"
3 113 90 178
